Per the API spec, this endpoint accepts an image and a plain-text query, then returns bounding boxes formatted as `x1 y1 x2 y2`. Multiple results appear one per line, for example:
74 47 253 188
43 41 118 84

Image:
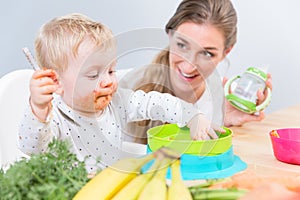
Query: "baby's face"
59 39 118 117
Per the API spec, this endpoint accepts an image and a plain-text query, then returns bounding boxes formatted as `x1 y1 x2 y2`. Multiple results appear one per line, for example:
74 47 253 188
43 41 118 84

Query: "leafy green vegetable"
0 139 90 200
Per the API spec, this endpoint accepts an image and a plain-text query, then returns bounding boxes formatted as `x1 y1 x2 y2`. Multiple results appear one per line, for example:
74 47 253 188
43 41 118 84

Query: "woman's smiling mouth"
178 68 198 80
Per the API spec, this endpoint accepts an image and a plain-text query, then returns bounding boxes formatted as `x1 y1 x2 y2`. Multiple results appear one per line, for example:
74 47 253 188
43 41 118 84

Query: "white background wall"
229 0 300 113
1 0 299 113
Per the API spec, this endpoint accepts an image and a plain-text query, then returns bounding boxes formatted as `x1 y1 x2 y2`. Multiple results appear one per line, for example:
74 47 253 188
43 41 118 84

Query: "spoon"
22 47 40 71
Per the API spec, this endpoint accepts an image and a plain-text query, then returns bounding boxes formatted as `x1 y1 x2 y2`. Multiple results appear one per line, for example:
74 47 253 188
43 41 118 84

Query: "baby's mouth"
94 94 112 102
93 88 114 99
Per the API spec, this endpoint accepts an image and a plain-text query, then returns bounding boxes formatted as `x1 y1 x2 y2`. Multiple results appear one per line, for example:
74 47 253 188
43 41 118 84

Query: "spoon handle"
22 47 40 71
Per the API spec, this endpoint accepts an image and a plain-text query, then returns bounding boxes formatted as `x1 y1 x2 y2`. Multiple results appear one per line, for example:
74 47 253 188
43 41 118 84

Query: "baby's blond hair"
35 13 114 73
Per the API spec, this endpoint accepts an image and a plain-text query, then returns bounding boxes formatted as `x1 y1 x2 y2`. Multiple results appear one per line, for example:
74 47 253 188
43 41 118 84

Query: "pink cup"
269 128 300 165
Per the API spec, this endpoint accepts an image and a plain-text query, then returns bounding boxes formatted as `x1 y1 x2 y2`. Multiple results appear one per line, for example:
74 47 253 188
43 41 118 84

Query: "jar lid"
246 67 268 81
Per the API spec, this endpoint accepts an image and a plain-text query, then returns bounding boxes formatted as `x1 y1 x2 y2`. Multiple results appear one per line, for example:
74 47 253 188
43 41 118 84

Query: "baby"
18 13 222 173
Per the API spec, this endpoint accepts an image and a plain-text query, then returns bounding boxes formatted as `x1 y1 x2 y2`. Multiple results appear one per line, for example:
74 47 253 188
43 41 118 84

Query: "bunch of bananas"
73 147 193 200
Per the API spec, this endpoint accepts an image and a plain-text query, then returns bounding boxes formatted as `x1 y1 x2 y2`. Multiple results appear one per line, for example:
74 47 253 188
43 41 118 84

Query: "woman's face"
168 22 229 99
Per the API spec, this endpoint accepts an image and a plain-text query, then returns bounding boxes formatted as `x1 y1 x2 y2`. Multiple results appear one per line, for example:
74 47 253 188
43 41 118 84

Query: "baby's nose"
99 75 114 88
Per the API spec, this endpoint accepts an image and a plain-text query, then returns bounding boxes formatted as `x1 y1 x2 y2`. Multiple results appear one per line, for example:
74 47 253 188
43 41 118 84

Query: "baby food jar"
224 67 272 113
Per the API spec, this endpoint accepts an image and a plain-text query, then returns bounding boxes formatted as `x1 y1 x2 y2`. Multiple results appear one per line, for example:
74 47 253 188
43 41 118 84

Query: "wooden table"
231 103 300 177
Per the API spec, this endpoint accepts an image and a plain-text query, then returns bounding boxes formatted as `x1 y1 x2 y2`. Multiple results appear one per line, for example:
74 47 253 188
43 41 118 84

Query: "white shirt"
194 71 225 126
118 66 225 144
18 88 199 172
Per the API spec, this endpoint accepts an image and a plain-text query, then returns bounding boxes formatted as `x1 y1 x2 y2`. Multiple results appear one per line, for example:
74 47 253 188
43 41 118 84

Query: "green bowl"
147 124 232 156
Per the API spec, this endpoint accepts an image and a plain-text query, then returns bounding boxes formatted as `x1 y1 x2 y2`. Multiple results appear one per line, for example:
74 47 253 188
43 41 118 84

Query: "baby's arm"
18 69 59 155
127 90 224 140
18 105 55 155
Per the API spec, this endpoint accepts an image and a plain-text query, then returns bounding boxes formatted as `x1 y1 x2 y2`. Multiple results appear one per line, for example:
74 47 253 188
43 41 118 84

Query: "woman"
121 0 272 144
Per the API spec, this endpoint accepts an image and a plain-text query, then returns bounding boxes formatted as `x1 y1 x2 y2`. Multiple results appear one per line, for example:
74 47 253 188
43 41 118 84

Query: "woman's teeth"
181 71 196 78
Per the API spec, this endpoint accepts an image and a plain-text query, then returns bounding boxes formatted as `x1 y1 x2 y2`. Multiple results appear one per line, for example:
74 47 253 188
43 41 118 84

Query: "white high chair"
0 69 34 168
0 68 142 169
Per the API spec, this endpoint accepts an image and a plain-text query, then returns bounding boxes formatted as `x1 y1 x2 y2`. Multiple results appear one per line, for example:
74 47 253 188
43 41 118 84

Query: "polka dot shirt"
18 88 200 173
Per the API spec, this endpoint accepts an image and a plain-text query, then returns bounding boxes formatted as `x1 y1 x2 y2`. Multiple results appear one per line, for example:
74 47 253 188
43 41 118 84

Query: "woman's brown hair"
131 0 237 143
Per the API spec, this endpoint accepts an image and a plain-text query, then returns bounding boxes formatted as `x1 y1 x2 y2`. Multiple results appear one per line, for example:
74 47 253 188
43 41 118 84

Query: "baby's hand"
187 113 225 140
29 69 59 121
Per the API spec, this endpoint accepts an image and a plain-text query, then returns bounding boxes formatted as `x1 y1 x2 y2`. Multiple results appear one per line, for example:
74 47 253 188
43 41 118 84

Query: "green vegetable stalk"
189 188 248 200
0 139 91 200
188 179 248 200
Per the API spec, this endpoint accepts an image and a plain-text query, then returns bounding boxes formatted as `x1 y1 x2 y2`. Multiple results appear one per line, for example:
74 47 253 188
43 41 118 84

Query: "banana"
167 159 193 200
73 153 155 200
111 154 164 200
137 157 171 200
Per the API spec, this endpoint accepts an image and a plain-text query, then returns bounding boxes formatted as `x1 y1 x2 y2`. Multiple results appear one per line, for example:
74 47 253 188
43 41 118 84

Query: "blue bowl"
144 145 247 180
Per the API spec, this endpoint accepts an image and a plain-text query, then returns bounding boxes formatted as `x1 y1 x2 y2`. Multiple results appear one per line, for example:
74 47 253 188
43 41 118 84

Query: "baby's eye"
87 74 99 79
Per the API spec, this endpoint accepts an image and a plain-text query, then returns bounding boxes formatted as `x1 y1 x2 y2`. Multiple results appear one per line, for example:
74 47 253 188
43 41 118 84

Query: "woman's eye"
176 42 186 50
109 70 116 75
202 51 213 58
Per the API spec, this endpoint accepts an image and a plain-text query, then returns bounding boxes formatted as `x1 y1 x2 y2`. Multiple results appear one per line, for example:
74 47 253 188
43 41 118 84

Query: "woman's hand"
224 100 265 127
257 73 272 105
29 69 59 122
223 74 272 127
